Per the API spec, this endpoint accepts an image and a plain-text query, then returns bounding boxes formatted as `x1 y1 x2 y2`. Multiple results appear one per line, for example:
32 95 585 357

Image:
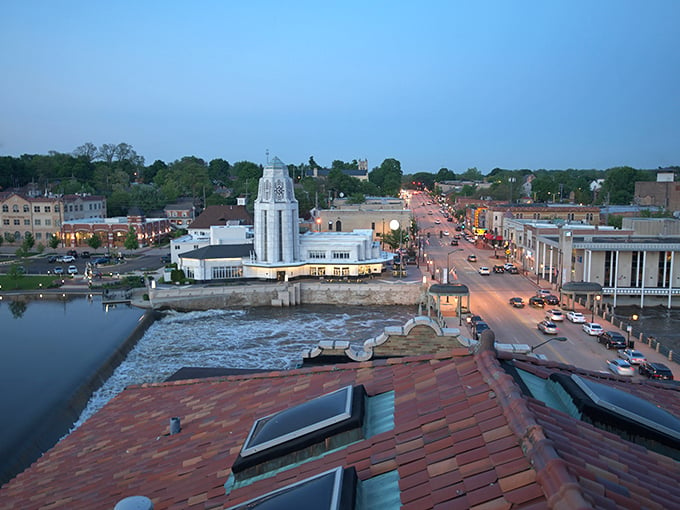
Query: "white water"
72 305 415 430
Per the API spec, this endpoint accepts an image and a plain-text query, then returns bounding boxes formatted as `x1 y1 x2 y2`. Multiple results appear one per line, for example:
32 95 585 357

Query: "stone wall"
147 281 425 311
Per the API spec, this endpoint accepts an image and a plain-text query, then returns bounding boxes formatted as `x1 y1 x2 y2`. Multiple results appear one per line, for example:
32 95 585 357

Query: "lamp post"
447 249 464 284
592 294 601 322
531 336 568 352
389 219 402 278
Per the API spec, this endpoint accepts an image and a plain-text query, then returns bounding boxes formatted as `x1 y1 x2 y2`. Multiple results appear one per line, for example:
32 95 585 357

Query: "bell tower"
253 157 300 264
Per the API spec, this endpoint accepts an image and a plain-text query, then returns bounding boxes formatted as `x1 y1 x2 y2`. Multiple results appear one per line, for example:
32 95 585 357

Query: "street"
407 191 678 378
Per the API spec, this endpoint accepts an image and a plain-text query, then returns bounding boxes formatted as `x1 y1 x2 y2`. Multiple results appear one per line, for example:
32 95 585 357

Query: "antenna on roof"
266 149 269 164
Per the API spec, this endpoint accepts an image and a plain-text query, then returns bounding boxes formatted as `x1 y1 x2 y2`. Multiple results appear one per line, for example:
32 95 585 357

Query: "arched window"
1 205 7 212
14 231 21 240
335 220 342 232
13 205 19 212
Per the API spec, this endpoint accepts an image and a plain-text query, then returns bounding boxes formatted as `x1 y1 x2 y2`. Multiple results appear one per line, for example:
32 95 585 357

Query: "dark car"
493 265 504 273
473 321 491 340
450 239 459 246
543 295 559 306
466 314 483 326
529 296 545 308
598 331 627 350
81 251 91 258
93 256 111 265
509 297 525 308
506 266 519 274
47 255 58 263
66 249 78 258
639 362 674 380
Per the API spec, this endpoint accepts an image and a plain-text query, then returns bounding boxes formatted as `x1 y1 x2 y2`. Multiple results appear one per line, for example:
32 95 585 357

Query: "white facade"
172 225 253 264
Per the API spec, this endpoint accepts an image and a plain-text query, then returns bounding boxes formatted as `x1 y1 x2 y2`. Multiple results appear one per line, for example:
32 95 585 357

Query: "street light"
531 336 567 352
592 294 601 322
389 219 403 278
446 249 464 284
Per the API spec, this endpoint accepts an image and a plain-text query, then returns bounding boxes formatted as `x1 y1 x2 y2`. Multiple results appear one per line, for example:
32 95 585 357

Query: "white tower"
253 157 300 264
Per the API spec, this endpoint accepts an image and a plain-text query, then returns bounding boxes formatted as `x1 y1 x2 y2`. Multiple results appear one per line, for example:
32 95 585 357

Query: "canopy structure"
560 281 604 311
426 283 470 326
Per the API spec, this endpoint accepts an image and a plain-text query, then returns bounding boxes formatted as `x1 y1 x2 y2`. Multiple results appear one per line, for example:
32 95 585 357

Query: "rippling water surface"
73 304 416 428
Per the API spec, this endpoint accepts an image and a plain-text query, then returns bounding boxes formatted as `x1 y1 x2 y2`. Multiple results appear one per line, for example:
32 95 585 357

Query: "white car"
545 309 564 321
536 289 552 297
566 311 586 323
618 348 646 365
57 255 76 263
67 265 78 274
478 266 490 275
582 322 604 336
503 263 515 271
606 359 635 376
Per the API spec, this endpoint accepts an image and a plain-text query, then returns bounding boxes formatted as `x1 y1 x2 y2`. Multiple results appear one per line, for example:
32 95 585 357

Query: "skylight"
226 467 356 510
232 385 365 474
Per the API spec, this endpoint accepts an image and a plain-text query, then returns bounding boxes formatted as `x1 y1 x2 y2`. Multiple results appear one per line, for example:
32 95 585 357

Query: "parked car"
473 321 491 340
566 311 586 323
81 251 91 258
54 266 64 275
466 314 483 326
543 295 559 306
47 255 58 263
528 296 545 308
618 348 646 365
493 265 504 273
545 309 564 321
598 331 627 349
478 266 490 275
506 266 519 274
582 322 604 336
503 263 515 271
450 239 459 246
537 320 558 335
57 255 75 263
67 265 78 275
93 257 111 265
467 254 477 262
509 297 525 308
638 362 674 380
606 359 635 376
536 289 552 297
66 250 78 258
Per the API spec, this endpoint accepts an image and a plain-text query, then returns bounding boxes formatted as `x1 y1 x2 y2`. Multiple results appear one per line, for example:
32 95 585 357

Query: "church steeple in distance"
253 157 300 264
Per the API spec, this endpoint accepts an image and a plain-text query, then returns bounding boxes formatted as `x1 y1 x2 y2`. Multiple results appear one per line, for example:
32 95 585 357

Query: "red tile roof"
1 346 678 509
188 205 252 229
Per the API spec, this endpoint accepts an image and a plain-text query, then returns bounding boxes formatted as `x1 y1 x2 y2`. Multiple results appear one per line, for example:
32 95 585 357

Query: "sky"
1 1 679 174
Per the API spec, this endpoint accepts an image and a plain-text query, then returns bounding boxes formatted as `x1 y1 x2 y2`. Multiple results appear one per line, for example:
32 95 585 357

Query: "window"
226 467 357 510
24 219 30 225
45 219 51 226
23 205 29 212
34 206 40 212
34 219 41 225
2 219 8 225
1 205 7 212
310 266 326 276
212 266 242 279
309 250 326 259
44 206 50 212
54 205 60 212
332 251 350 259
36 233 41 239
185 267 195 278
13 205 19 212
13 219 20 225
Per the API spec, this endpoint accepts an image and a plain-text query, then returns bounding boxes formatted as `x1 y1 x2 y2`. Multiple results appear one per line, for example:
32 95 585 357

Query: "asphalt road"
408 191 677 379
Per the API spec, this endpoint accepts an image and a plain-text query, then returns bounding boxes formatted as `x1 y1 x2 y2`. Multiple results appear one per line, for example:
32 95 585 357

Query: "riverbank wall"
145 281 426 311
1 309 159 487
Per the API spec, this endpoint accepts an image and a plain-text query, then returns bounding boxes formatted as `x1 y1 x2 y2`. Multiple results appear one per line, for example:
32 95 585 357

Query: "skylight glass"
226 467 356 510
241 386 354 457
571 375 680 441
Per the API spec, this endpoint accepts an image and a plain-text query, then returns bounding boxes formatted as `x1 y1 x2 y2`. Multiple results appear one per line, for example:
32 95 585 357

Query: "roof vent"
114 495 153 510
170 417 181 435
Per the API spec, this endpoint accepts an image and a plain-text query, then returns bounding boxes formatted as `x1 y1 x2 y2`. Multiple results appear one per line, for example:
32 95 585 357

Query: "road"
407 191 677 378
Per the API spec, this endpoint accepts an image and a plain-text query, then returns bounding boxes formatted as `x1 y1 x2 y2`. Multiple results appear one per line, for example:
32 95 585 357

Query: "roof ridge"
476 349 591 510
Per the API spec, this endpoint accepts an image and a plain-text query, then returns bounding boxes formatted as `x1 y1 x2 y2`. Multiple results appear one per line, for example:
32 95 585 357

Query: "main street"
407 191 678 378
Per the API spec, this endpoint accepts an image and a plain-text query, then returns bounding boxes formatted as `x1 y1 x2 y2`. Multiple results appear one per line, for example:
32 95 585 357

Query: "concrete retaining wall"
147 281 425 310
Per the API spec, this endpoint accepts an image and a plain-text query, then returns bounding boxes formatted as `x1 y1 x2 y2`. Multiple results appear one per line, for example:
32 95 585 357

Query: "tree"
48 234 60 249
381 226 408 250
436 168 456 182
87 233 102 250
369 158 403 196
21 232 35 253
124 226 139 250
459 167 483 181
72 142 98 162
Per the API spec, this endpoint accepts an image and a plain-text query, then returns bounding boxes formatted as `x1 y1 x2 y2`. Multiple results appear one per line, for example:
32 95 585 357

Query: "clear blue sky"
1 1 679 174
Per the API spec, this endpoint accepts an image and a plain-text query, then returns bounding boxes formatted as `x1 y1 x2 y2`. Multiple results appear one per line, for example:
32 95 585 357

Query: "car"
473 321 491 340
503 263 515 270
536 289 552 297
618 348 646 365
466 314 483 326
54 266 64 275
81 251 91 258
545 309 564 321
467 254 477 262
506 266 519 274
443 231 449 236
66 250 78 258
606 359 635 376
639 362 674 380
57 255 75 263
566 311 586 323
450 240 458 246
598 331 627 349
47 255 58 263
454 234 462 239
478 266 490 275
543 295 559 306
92 270 103 279
528 296 545 308
493 265 504 273
93 257 111 265
67 265 78 275
434 219 441 224
537 320 558 334
509 297 525 308
582 322 604 336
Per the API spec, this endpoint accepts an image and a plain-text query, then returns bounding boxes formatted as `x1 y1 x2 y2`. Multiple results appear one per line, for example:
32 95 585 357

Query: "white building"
176 157 394 282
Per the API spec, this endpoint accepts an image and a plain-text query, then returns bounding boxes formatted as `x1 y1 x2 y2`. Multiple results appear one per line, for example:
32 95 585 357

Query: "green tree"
20 232 35 254
48 234 60 249
369 158 402 196
347 193 365 204
459 167 483 181
436 168 456 181
124 226 139 250
7 263 24 281
382 227 409 250
87 233 102 250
